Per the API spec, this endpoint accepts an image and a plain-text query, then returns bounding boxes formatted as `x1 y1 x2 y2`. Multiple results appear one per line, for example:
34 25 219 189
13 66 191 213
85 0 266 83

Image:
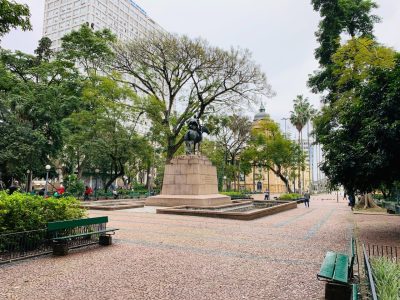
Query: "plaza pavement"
1 193 398 300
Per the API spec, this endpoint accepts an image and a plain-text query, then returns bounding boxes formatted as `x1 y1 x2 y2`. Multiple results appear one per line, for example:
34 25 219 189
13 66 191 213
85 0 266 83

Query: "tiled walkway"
1 194 397 300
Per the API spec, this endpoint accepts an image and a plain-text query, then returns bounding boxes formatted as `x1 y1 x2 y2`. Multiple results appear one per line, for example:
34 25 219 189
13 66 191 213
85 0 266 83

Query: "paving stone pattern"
1 194 396 300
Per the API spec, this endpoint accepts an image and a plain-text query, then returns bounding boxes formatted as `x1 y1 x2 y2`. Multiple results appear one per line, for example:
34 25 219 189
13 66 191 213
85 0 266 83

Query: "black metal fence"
1 225 105 264
362 244 378 300
0 229 52 264
365 244 398 263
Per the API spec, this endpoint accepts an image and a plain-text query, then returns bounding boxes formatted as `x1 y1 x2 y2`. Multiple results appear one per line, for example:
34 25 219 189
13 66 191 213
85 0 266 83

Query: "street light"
26 170 31 192
223 175 227 192
148 174 152 196
95 168 100 200
45 164 51 197
281 117 289 138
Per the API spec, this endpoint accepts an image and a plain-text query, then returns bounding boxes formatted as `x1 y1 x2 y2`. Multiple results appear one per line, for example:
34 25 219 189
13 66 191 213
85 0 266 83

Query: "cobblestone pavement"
1 193 397 300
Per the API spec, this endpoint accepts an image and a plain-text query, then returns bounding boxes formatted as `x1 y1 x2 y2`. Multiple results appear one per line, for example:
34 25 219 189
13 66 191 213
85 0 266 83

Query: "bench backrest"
47 216 108 231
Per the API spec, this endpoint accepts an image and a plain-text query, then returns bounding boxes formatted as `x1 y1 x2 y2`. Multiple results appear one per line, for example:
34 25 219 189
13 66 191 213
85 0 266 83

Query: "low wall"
157 200 297 220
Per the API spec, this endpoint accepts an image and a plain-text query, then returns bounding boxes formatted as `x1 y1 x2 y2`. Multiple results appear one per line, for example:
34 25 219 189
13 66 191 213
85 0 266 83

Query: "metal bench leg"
99 234 112 246
53 241 69 256
325 282 352 300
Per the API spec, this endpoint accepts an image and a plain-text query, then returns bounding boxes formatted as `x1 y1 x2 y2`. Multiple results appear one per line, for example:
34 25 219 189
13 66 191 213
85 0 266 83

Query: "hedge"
278 193 302 200
0 191 86 234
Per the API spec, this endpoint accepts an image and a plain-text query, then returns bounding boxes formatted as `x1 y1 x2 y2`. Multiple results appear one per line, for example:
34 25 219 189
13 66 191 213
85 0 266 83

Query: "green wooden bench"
317 237 358 300
47 216 118 256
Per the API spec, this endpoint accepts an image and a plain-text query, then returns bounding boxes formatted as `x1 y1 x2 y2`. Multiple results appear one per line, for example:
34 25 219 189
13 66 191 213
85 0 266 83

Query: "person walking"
303 190 310 207
348 193 355 210
264 189 270 200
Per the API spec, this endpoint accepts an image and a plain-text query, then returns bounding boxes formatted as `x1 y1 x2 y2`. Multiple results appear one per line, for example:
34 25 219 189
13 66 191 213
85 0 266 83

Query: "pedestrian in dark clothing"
264 189 270 200
304 191 310 207
348 193 355 210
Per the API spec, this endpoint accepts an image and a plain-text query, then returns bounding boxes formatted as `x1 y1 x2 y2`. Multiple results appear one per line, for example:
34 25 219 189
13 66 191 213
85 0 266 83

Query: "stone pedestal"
146 155 231 207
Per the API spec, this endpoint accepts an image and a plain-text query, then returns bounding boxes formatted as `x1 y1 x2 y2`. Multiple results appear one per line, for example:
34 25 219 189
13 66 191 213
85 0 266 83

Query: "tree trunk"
307 122 312 193
270 167 293 193
358 193 379 209
301 130 305 192
166 135 184 162
252 165 255 192
298 130 301 194
104 160 124 192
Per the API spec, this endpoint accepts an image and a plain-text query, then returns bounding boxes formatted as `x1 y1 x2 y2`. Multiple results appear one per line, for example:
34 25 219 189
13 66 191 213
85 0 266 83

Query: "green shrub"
220 191 252 199
371 257 400 300
278 193 302 200
0 191 86 234
221 191 245 197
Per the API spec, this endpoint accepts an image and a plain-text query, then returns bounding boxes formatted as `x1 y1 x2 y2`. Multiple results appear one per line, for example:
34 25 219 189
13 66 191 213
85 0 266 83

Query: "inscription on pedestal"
202 175 214 185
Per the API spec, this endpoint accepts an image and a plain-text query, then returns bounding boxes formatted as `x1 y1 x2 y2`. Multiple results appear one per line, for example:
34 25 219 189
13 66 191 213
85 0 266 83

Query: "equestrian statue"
184 115 209 155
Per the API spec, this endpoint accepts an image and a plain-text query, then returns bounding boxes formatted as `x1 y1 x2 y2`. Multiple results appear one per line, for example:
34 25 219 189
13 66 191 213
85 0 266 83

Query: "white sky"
1 0 400 136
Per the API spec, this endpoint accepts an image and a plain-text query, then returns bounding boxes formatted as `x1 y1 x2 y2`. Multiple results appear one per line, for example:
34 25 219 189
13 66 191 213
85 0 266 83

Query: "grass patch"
371 257 400 300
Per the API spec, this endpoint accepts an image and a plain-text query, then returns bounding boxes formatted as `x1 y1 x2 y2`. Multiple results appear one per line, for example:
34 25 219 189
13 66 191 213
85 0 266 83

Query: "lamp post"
26 170 31 192
223 176 227 192
281 117 289 138
148 174 152 196
95 168 100 200
45 164 51 196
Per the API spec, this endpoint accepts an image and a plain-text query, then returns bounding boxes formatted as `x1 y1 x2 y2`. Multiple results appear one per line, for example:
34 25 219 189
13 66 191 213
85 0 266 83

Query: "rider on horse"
184 115 209 155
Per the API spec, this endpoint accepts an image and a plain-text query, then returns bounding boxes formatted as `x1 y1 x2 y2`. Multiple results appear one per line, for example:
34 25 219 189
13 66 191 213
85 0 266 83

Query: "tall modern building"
43 0 164 49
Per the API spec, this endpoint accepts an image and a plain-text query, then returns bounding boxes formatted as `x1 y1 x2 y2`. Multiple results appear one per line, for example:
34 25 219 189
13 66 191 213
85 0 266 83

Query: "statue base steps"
145 194 231 207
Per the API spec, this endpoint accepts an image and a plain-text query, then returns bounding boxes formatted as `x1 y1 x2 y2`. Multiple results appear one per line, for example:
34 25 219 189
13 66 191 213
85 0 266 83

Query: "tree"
113 34 273 161
308 0 380 102
208 115 252 190
62 74 150 191
0 46 81 186
313 39 399 196
289 95 316 193
0 0 31 40
308 0 398 203
242 117 303 193
34 37 53 62
60 24 116 76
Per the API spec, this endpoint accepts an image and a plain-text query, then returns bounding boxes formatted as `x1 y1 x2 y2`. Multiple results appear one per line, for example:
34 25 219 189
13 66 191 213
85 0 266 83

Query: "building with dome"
253 103 268 122
239 103 311 194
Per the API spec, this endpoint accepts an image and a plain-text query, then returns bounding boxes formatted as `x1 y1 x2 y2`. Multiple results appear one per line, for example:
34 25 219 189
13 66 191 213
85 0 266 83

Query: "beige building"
240 104 311 194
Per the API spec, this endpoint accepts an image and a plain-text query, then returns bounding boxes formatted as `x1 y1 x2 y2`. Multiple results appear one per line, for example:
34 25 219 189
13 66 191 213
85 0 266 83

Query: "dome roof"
253 103 268 121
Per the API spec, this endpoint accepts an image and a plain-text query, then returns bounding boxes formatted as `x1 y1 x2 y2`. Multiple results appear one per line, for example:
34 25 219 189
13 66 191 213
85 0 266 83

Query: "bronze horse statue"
184 117 209 155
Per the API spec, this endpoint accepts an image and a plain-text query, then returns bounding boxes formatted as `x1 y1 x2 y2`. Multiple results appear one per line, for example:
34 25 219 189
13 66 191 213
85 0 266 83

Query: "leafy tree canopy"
60 24 116 76
113 33 273 160
314 39 400 193
309 0 380 101
0 0 31 40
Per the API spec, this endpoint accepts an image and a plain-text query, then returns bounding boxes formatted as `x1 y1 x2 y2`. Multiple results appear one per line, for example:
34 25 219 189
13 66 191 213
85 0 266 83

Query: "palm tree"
290 95 316 194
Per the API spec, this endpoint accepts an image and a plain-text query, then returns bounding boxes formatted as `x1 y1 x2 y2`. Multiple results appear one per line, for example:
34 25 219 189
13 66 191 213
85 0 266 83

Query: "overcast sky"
1 0 400 135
